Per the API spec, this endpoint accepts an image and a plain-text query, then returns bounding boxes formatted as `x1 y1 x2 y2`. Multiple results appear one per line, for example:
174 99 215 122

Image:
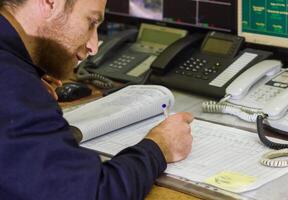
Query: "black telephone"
80 23 188 84
149 31 273 99
87 29 138 67
75 29 139 88
79 29 149 81
82 28 151 83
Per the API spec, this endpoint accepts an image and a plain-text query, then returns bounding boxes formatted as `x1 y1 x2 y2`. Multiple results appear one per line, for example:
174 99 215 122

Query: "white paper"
81 118 288 193
64 85 174 141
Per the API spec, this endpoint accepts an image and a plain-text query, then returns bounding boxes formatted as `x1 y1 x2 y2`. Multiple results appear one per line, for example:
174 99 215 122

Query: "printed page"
166 120 288 193
64 85 174 142
81 118 288 193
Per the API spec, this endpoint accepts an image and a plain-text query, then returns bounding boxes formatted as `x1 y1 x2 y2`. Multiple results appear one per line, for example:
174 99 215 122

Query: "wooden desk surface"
146 185 201 200
59 82 202 200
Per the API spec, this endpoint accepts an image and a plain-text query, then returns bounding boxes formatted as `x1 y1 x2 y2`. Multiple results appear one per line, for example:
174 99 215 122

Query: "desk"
146 185 200 200
60 83 288 200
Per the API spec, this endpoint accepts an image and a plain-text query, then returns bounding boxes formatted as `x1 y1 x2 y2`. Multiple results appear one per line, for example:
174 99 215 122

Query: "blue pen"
162 104 169 118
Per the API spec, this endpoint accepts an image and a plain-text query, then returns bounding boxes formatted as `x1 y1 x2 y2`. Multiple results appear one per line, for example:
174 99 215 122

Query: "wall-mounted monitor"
105 0 236 33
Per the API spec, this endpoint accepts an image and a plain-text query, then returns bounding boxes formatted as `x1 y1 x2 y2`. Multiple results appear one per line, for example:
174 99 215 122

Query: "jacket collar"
0 14 45 77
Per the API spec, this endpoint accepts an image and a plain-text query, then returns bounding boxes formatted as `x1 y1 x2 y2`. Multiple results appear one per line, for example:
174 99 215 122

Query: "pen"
162 104 169 118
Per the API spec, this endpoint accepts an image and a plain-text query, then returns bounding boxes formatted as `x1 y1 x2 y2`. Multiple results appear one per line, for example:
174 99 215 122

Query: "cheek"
69 28 91 50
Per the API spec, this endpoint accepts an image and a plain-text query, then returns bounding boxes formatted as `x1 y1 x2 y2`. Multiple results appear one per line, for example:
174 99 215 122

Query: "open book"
64 85 174 142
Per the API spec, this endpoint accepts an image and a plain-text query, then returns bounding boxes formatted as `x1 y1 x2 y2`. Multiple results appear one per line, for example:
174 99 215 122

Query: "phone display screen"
272 71 288 84
140 28 183 45
202 38 233 55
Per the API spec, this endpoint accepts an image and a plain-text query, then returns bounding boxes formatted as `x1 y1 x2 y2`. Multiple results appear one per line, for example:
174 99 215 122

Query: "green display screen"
242 0 288 38
140 28 183 45
202 38 232 55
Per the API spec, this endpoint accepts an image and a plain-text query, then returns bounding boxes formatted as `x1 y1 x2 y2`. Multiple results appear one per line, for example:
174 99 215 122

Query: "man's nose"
86 31 99 56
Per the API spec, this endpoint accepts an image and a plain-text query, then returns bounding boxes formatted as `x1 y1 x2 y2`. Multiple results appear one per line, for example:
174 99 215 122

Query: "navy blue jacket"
0 15 166 200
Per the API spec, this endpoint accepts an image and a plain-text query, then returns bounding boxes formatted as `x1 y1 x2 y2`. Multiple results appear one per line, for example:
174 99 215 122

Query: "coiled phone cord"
257 115 288 167
257 115 288 150
102 69 153 96
76 63 114 89
202 101 261 122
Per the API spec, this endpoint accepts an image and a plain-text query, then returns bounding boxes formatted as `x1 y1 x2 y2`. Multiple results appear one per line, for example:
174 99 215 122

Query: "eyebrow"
90 10 104 23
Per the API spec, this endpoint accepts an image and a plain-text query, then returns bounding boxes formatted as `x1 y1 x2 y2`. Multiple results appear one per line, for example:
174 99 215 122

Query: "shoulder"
0 50 51 101
0 50 67 136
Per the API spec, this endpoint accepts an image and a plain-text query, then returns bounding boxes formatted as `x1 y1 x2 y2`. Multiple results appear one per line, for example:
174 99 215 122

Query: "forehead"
73 0 107 14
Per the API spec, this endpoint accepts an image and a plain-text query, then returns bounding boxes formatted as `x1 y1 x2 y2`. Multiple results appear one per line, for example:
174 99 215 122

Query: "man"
0 0 193 199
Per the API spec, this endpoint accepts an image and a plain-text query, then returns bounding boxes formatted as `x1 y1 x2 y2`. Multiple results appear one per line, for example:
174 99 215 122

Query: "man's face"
36 0 106 79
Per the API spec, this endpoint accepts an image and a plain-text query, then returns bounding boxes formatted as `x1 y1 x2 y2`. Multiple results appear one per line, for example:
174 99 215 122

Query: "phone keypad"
248 86 283 105
108 55 135 70
174 57 219 80
99 51 150 74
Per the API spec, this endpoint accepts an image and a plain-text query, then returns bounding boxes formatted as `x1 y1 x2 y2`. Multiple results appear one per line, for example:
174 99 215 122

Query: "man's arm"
0 67 193 200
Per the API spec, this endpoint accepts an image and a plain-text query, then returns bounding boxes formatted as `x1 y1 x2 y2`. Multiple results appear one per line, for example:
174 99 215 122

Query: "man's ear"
38 0 64 19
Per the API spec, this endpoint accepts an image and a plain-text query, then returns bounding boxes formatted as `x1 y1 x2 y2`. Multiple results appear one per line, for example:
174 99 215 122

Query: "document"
64 85 174 142
81 117 288 193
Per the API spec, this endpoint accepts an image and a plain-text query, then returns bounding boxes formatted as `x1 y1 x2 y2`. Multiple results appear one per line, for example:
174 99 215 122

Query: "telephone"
225 60 288 129
85 29 138 67
81 23 188 83
202 59 288 149
149 31 273 98
227 60 288 149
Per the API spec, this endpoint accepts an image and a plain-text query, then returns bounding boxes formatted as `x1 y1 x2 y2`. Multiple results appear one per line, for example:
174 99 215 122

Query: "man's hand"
145 112 193 163
41 75 62 100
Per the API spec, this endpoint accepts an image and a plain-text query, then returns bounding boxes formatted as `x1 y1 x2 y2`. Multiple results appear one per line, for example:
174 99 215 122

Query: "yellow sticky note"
205 171 256 192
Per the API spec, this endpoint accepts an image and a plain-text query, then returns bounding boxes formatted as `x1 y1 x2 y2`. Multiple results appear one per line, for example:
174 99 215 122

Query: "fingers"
146 111 194 163
167 112 194 124
41 74 63 100
41 78 58 100
42 75 62 87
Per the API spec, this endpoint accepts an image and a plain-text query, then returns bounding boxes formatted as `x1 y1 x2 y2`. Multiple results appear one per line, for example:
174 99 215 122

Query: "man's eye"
88 18 100 29
89 21 97 29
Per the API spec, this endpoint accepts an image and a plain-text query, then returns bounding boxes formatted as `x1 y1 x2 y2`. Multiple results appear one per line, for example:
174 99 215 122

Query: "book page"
81 118 288 193
166 120 288 193
64 85 174 142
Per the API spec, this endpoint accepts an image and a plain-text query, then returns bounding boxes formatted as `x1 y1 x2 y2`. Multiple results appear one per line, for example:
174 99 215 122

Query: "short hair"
0 0 76 10
0 0 27 8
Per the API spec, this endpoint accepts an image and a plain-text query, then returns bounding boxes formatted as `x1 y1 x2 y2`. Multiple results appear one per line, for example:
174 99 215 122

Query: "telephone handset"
222 60 286 111
86 29 138 66
151 34 204 75
75 29 139 88
225 60 282 100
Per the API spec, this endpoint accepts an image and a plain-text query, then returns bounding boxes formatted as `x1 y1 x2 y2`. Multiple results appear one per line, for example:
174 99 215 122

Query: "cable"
260 148 288 168
256 115 288 150
202 101 262 122
102 69 153 96
257 115 288 167
76 63 114 89
203 101 288 149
